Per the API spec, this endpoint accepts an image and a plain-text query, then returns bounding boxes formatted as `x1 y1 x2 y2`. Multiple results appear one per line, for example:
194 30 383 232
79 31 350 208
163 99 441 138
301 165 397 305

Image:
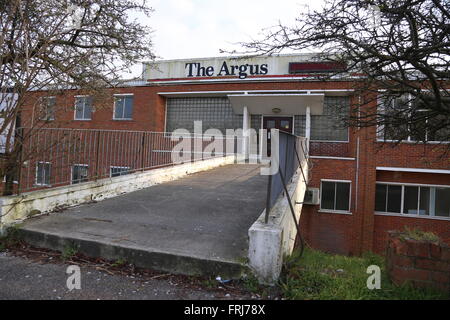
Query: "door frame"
261 115 295 134
260 115 295 158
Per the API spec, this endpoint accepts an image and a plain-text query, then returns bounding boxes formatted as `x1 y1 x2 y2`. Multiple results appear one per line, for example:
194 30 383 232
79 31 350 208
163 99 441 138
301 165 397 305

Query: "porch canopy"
228 94 324 115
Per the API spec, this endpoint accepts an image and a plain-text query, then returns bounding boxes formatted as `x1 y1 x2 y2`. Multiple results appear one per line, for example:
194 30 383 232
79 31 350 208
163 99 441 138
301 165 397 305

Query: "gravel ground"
0 251 257 300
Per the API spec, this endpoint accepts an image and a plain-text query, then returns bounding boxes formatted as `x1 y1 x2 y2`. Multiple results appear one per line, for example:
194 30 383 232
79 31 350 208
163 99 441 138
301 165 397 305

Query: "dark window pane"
375 184 387 212
266 120 275 129
321 181 335 210
124 96 133 119
75 98 84 119
280 120 290 130
403 186 419 214
435 187 450 217
114 98 124 119
83 98 92 119
335 182 350 211
419 187 430 216
37 162 50 185
387 185 402 213
111 167 130 177
72 165 88 184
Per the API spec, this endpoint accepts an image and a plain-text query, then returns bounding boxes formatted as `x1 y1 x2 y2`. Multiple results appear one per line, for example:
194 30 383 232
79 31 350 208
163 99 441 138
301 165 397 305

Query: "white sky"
125 0 324 77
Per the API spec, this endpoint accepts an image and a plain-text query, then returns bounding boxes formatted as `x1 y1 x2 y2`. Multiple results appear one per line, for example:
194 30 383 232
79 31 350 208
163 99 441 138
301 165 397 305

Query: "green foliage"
61 244 78 261
111 258 127 267
241 274 261 294
399 227 440 243
280 247 448 300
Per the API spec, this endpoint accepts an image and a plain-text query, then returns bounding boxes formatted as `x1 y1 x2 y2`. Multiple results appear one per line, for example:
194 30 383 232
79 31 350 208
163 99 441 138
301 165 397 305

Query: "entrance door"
263 116 293 156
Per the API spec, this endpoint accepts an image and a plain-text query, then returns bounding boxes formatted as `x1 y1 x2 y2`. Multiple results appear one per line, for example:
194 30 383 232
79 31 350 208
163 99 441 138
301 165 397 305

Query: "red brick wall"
374 215 450 254
375 142 450 170
21 86 166 132
387 231 450 293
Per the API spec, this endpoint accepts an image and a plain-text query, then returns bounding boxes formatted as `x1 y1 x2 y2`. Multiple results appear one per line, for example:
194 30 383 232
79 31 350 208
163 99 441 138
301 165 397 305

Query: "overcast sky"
125 0 324 77
147 0 323 59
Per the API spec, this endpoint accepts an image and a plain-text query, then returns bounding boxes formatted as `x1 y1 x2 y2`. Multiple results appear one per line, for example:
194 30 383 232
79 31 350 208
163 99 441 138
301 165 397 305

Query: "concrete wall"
0 156 236 235
248 162 308 285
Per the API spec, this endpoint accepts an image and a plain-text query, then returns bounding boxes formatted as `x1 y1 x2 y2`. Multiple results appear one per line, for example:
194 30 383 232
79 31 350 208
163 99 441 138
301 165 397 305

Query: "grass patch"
61 244 78 261
111 258 127 268
280 247 449 300
398 227 440 243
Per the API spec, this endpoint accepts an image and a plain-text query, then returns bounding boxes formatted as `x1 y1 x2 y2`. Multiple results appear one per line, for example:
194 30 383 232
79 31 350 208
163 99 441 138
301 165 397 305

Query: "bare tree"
0 0 155 194
240 0 450 146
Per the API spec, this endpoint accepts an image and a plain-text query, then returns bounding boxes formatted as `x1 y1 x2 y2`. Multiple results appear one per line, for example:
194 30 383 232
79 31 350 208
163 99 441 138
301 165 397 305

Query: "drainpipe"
242 106 250 160
305 106 311 155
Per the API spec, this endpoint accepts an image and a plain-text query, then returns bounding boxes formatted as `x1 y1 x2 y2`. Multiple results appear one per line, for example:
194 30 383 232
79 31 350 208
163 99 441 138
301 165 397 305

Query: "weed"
111 258 127 267
241 274 261 293
399 227 440 243
61 244 78 261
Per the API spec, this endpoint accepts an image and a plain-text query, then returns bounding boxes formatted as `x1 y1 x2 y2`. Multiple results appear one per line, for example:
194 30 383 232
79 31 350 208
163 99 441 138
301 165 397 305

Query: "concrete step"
16 227 249 280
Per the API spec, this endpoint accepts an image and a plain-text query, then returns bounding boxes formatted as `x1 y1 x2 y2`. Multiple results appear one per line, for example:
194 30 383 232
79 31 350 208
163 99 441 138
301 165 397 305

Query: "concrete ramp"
16 164 267 279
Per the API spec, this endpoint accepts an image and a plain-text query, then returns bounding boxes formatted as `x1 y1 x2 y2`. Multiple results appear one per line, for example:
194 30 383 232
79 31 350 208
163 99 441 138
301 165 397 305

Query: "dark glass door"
263 116 293 156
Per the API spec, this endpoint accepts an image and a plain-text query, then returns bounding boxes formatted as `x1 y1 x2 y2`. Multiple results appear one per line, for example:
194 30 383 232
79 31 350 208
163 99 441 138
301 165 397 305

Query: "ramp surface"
18 164 267 278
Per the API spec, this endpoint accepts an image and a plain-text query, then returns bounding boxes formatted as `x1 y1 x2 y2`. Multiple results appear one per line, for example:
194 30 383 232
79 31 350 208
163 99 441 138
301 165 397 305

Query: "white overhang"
376 167 450 175
227 93 324 115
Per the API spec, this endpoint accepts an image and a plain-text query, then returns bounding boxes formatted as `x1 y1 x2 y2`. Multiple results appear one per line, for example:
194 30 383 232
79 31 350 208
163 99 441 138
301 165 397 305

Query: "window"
110 166 131 177
435 187 450 217
375 183 450 218
40 97 55 121
72 164 89 184
378 94 450 142
114 95 133 120
36 162 51 185
75 96 92 120
320 180 351 212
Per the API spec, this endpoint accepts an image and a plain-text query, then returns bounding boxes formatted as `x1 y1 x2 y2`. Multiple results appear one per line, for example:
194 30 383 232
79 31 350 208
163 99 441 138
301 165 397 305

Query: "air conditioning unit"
303 188 320 205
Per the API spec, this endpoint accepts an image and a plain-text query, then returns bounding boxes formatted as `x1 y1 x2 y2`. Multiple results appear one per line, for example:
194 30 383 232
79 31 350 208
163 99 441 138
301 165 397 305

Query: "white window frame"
35 161 51 186
319 179 352 214
71 164 89 184
377 92 450 144
40 96 56 121
375 181 450 220
113 94 134 120
74 95 92 121
110 166 131 177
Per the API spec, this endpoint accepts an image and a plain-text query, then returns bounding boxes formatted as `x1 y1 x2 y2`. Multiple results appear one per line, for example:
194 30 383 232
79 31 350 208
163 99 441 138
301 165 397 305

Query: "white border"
74 96 92 121
113 94 134 120
377 167 450 175
35 161 51 186
319 179 352 214
71 164 89 184
375 181 450 220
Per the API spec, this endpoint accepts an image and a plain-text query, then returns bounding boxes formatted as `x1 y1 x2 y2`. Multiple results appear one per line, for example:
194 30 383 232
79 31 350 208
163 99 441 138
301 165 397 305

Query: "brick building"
19 54 450 256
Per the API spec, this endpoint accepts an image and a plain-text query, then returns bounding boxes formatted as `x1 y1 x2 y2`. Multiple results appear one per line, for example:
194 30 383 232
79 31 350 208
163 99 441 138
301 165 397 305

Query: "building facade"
20 54 450 256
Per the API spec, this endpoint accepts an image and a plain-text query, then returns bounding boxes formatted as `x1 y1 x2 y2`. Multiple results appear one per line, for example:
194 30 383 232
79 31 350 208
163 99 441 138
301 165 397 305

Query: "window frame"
319 179 352 214
375 181 450 220
113 94 134 120
110 166 131 178
71 164 89 184
377 92 450 144
35 161 51 186
39 96 56 121
74 95 92 121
